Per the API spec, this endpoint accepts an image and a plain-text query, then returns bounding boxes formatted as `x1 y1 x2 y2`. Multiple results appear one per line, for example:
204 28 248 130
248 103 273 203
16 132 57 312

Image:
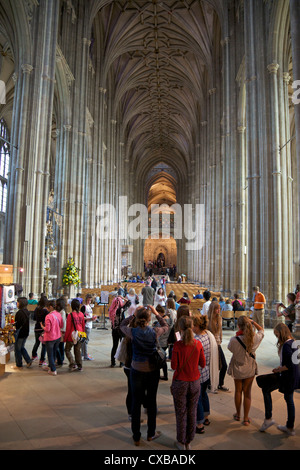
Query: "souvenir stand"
0 266 15 375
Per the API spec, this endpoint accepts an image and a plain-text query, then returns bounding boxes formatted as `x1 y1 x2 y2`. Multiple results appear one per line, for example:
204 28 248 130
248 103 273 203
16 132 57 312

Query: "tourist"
120 305 168 446
151 276 158 291
75 293 83 304
31 295 48 366
160 276 166 293
12 297 32 370
174 305 191 333
28 293 38 305
252 286 266 328
81 294 96 360
141 280 155 307
153 305 173 381
207 301 229 392
222 299 233 311
171 316 206 450
40 299 63 376
276 293 296 332
178 292 191 305
192 313 219 433
193 290 204 300
232 294 244 312
201 290 211 315
126 288 140 316
166 298 179 360
117 283 125 296
166 298 177 323
64 298 85 371
258 323 300 436
109 294 129 367
168 290 180 310
219 296 225 309
122 315 140 421
227 316 264 425
55 297 67 366
155 287 167 307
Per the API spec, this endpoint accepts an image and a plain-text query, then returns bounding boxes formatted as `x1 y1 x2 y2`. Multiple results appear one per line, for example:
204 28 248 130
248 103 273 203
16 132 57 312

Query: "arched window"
0 119 10 213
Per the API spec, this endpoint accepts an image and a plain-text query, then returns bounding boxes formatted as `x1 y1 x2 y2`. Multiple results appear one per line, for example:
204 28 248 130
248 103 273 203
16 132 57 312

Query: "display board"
3 285 15 304
100 291 109 305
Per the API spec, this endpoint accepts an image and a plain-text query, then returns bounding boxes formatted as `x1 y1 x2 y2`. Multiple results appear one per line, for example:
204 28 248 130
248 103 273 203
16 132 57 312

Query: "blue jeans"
15 336 31 367
130 367 160 442
197 379 210 424
81 327 91 359
262 374 295 429
56 341 65 365
45 338 61 372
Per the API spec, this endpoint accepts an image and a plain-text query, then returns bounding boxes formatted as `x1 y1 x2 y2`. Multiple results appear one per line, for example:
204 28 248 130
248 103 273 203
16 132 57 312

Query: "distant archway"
144 236 177 274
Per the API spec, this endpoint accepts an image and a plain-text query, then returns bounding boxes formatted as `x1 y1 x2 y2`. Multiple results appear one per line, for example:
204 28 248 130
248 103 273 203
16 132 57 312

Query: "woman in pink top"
41 300 63 376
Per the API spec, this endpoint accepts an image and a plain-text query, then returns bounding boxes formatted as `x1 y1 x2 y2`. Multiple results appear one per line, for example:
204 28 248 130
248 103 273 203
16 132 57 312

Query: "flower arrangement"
62 258 81 287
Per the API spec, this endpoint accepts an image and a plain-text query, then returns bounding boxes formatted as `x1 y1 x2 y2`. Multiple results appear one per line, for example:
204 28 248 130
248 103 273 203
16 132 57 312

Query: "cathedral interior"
0 0 299 308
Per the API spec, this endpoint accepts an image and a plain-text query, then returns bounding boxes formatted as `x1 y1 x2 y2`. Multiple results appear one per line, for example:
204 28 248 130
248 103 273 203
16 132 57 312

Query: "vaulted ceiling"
91 0 222 184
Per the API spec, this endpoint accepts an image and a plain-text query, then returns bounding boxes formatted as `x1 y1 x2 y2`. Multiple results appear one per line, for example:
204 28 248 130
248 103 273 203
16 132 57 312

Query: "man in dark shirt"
13 297 32 369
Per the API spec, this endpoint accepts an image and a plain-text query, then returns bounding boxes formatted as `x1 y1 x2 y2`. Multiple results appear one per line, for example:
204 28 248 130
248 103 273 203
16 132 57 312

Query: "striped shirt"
194 332 211 383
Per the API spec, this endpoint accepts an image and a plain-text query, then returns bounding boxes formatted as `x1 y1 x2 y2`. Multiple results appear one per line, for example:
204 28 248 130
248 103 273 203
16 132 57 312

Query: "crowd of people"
10 279 300 450
107 280 300 449
12 293 96 376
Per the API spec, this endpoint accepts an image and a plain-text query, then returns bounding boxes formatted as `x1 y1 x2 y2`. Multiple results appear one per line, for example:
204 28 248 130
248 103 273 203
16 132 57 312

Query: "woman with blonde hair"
227 316 264 425
258 323 300 436
207 301 229 392
126 288 139 317
171 316 206 450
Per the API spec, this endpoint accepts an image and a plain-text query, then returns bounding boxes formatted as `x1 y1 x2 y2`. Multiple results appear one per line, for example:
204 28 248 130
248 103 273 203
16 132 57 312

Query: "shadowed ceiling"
91 0 222 184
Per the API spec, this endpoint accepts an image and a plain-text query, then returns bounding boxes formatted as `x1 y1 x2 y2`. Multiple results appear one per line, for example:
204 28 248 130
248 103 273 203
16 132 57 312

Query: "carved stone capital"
283 72 291 84
267 63 279 75
21 64 33 74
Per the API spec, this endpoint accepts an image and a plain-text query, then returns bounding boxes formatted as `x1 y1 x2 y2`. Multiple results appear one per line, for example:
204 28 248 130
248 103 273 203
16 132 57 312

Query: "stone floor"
0 321 299 451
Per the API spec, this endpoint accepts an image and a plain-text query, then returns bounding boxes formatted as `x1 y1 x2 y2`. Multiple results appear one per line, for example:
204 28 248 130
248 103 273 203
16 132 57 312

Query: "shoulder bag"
70 312 87 345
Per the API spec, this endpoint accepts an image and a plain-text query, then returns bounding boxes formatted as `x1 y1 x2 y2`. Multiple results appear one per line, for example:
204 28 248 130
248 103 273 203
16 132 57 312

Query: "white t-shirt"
155 294 166 307
201 301 211 316
84 304 93 329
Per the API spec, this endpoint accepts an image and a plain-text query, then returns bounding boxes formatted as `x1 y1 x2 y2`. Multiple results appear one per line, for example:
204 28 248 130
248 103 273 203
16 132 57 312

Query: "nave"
0 324 299 451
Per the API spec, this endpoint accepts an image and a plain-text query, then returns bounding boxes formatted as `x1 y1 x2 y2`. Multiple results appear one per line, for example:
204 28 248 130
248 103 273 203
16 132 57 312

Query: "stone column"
267 62 282 305
236 125 247 297
282 72 294 292
4 63 33 284
290 0 300 249
244 0 269 301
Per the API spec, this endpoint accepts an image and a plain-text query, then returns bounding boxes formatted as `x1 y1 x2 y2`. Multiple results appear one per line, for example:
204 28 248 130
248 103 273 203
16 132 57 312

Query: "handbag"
39 333 45 344
256 372 280 390
70 312 87 345
149 337 167 370
235 336 258 374
115 337 128 363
